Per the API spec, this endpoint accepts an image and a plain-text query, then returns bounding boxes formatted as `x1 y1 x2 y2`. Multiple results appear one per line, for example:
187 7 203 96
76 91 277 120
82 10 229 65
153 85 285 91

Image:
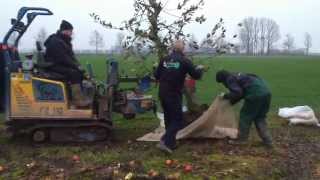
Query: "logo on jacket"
163 60 180 69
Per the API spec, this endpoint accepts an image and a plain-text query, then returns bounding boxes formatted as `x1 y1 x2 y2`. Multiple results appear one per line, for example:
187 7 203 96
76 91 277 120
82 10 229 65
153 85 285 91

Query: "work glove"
78 66 86 73
196 65 205 70
218 92 228 101
218 92 225 98
218 93 233 104
196 64 209 72
152 62 159 70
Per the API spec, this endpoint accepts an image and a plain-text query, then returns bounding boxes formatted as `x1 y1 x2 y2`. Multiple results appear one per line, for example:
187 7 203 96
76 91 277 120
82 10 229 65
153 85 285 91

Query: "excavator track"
49 125 111 143
7 120 113 143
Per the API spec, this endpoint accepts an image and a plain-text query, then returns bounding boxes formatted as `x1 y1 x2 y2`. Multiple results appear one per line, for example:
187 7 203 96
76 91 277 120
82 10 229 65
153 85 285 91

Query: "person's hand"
78 66 86 73
196 64 205 70
152 62 159 70
218 92 225 97
84 73 91 80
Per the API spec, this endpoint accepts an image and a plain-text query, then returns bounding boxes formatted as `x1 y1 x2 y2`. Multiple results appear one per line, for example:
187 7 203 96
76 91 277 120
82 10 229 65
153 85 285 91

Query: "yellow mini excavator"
0 7 156 143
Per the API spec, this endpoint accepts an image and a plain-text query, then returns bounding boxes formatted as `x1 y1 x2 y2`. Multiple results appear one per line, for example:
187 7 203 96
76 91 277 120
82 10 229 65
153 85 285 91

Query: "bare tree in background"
259 18 267 55
35 28 48 47
89 30 105 54
252 18 260 55
90 0 234 60
283 34 295 53
239 17 280 55
114 32 125 54
239 17 254 55
304 32 312 55
265 19 280 55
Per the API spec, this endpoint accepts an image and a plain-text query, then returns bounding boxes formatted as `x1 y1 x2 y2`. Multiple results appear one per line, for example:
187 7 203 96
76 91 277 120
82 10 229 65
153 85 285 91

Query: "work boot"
255 119 273 148
70 84 91 107
157 141 173 154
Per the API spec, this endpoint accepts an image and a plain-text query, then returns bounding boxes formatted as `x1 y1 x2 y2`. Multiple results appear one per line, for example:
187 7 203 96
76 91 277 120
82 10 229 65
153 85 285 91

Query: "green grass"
0 55 320 179
78 54 320 111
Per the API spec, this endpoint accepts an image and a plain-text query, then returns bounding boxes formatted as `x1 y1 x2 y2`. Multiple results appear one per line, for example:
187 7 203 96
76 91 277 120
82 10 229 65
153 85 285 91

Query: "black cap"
60 20 73 31
216 70 230 83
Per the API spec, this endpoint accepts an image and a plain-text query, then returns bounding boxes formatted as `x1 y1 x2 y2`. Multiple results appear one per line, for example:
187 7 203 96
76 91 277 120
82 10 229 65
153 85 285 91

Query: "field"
0 55 320 179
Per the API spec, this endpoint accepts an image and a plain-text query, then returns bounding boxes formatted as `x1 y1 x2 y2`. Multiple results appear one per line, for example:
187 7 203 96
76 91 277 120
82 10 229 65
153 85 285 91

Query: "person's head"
59 20 73 37
173 40 185 53
216 70 231 83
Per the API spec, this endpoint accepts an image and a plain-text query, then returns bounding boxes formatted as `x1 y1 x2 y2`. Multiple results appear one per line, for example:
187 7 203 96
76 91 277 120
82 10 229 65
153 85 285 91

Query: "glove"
218 92 225 98
196 65 205 70
218 93 228 101
78 66 86 74
152 62 159 70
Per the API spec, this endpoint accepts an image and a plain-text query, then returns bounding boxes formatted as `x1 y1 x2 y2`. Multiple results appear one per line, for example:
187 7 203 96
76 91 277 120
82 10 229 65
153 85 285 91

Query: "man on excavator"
44 20 90 107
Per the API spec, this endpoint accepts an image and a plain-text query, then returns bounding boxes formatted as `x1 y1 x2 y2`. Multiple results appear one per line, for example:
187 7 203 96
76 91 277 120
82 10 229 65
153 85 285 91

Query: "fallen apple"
167 172 181 180
72 155 80 162
167 174 175 180
173 172 181 178
129 160 135 167
148 169 159 177
184 164 193 173
113 169 120 176
0 165 4 172
148 169 155 176
26 161 36 168
125 172 134 180
165 159 173 166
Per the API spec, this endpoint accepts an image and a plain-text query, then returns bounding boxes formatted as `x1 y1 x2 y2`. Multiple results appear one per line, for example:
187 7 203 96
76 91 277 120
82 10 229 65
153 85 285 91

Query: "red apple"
148 169 159 177
72 155 80 162
184 164 193 173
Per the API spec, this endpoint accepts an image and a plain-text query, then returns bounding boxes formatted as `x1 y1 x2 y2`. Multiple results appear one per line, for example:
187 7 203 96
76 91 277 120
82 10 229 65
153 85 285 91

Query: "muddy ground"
0 115 319 180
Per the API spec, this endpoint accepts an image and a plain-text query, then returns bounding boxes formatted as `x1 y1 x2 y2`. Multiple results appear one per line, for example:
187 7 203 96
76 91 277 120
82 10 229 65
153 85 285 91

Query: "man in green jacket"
216 70 273 148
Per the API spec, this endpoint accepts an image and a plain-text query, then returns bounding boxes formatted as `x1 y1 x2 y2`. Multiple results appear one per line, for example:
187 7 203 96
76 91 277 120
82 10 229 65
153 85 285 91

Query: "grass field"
0 55 320 179
79 54 320 111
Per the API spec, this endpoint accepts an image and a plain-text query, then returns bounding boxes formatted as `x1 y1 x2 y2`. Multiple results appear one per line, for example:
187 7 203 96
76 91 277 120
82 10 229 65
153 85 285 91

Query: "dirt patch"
272 123 320 180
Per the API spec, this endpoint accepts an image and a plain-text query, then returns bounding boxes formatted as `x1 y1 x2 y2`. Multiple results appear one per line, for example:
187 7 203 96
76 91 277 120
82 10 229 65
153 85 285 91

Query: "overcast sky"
1 0 319 52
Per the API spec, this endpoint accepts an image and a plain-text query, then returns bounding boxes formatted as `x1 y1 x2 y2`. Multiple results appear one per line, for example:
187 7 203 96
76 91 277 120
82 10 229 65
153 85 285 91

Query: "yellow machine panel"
10 73 93 119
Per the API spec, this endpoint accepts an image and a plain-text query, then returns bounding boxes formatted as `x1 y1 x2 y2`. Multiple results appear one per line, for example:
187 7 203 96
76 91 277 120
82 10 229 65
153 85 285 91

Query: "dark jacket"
223 73 270 104
44 31 80 70
154 51 202 97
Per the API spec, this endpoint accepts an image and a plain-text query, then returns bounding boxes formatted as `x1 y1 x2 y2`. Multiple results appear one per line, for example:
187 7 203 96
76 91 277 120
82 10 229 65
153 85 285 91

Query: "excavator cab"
0 7 156 143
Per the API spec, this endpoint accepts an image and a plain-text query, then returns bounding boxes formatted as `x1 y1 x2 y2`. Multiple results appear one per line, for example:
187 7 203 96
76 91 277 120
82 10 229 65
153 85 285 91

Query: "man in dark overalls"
216 70 273 148
154 40 203 154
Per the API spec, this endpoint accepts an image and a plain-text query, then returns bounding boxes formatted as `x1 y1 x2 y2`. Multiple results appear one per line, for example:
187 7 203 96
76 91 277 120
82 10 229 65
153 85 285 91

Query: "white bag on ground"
278 106 320 126
137 96 238 142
